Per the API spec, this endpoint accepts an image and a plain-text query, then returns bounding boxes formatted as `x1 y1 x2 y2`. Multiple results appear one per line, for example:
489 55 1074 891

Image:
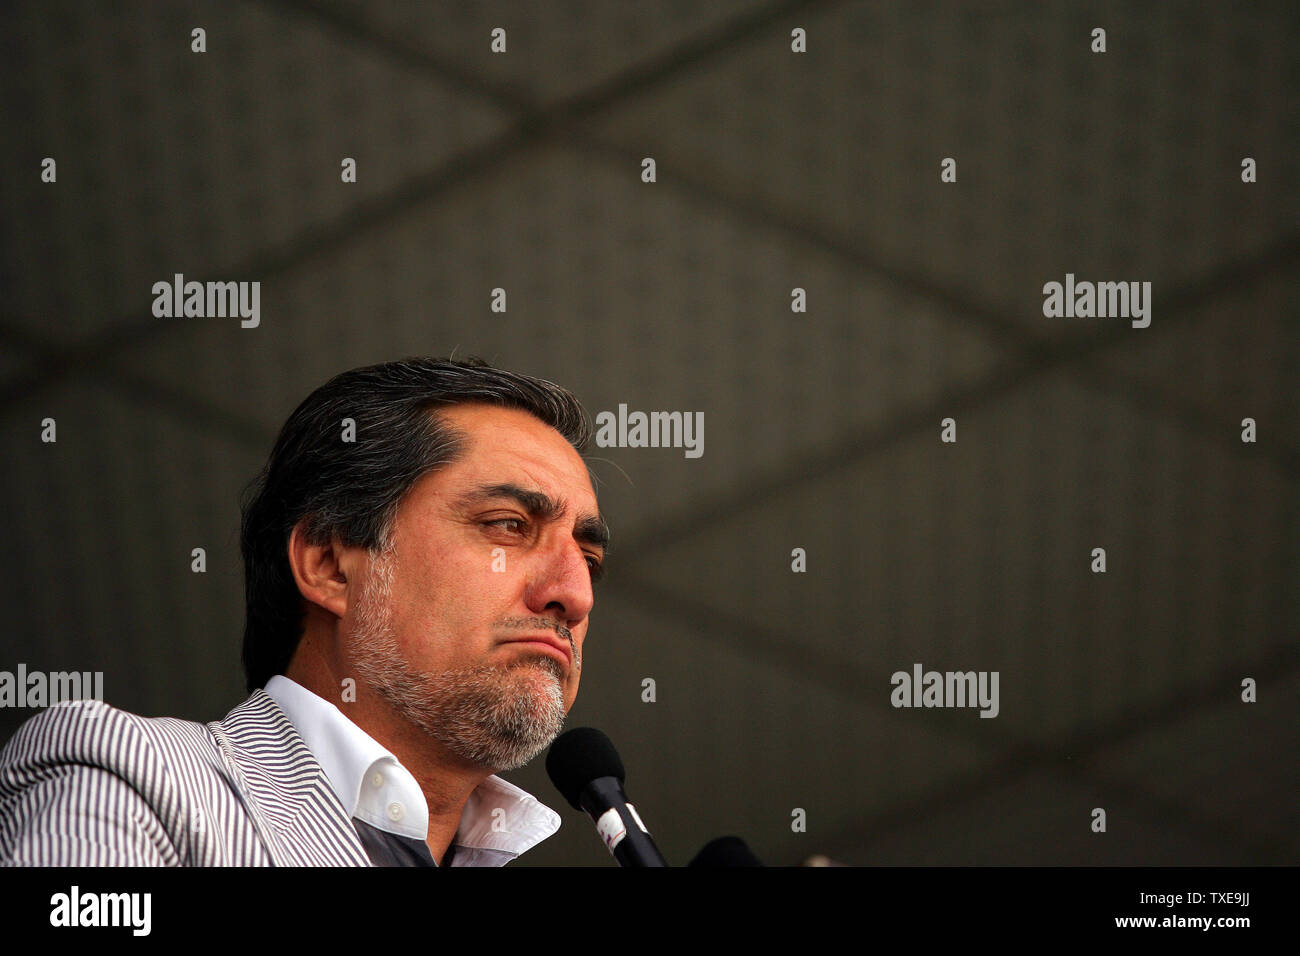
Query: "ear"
287 522 353 620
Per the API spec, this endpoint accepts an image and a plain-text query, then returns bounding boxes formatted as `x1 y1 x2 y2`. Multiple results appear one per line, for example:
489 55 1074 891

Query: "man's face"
342 403 606 771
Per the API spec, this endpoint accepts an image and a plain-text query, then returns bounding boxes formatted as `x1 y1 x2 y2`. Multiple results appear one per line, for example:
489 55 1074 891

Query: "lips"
501 634 572 667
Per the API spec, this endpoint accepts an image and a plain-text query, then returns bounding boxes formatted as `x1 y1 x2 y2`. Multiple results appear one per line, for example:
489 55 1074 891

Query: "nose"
524 538 596 626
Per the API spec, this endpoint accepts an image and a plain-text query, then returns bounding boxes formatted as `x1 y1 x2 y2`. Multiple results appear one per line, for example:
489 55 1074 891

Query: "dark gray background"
0 0 1296 865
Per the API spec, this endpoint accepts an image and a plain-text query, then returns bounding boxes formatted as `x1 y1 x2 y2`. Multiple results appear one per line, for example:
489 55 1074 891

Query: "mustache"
498 617 572 640
498 618 580 671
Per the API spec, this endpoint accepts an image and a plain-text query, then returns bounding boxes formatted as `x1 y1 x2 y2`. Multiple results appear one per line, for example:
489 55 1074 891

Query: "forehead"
413 403 596 510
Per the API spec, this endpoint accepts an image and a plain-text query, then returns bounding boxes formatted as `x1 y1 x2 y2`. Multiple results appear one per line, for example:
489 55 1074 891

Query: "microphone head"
546 727 625 811
688 836 765 867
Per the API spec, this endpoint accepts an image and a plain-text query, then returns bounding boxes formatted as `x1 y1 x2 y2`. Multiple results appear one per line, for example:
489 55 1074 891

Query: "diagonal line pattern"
255 0 541 112
0 0 841 409
3 0 1290 486
0 0 1291 860
612 571 1298 863
807 644 1300 865
610 232 1300 562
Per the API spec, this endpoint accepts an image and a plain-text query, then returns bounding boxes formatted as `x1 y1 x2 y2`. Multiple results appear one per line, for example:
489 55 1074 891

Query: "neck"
285 627 495 865
365 704 492 864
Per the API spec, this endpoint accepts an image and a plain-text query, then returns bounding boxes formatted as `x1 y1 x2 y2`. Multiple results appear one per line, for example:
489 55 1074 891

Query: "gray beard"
345 549 566 772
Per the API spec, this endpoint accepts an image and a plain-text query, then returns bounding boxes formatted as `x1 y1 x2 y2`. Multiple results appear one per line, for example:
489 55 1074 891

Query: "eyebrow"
458 482 610 552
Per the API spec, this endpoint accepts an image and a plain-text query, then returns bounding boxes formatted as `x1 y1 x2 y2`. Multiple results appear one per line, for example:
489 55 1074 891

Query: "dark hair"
239 356 592 691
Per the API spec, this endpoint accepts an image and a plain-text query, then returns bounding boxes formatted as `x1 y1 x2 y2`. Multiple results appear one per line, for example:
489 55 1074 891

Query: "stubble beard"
345 547 567 772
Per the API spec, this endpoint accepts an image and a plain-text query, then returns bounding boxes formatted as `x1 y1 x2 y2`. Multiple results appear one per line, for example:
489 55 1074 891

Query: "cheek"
384 578 462 659
400 546 483 610
563 640 584 708
400 576 508 651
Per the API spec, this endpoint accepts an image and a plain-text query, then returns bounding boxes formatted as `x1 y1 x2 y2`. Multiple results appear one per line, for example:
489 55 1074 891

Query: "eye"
585 555 605 581
485 517 527 533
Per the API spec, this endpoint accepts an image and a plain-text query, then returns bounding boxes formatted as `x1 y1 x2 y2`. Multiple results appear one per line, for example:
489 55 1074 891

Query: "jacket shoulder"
0 697 267 865
0 697 220 785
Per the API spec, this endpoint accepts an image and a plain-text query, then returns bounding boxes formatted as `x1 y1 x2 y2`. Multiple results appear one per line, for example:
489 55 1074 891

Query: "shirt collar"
263 675 560 863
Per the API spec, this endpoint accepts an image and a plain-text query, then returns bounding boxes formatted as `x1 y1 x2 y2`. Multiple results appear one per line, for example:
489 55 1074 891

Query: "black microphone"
546 727 669 867
688 835 765 867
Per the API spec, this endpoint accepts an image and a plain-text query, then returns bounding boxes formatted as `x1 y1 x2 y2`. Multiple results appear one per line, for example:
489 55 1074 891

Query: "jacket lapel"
210 690 370 866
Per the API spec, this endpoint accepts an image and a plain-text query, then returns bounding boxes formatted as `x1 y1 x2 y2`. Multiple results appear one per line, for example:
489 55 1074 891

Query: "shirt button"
387 803 404 822
371 772 384 788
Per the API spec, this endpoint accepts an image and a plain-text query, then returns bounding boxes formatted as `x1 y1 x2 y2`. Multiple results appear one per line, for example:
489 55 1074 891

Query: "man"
0 356 608 866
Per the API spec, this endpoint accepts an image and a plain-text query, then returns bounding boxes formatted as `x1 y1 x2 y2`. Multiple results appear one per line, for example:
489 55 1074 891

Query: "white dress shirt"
263 675 560 866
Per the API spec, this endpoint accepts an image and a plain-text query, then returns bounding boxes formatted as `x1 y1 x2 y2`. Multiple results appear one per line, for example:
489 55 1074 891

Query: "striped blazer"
0 690 372 866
